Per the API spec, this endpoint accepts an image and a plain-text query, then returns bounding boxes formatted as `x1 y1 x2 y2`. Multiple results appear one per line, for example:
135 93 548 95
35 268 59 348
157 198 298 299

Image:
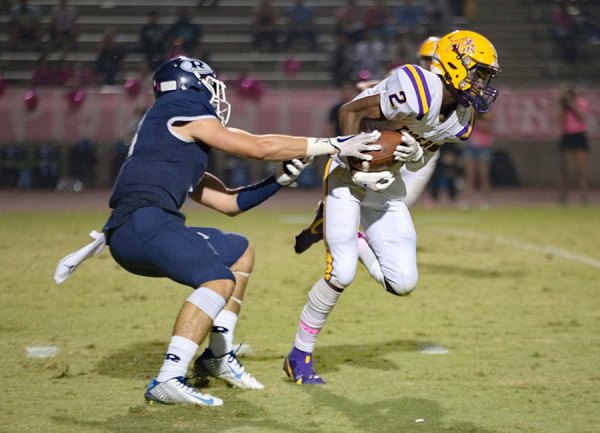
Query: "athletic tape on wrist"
306 137 336 157
186 287 227 320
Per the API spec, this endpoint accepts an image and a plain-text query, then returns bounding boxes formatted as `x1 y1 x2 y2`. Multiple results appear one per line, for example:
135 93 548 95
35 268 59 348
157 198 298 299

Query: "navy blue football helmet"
153 56 231 125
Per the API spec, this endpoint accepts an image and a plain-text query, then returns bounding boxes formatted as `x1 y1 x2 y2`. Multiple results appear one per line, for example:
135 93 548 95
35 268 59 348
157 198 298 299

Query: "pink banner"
1 86 598 144
493 87 600 141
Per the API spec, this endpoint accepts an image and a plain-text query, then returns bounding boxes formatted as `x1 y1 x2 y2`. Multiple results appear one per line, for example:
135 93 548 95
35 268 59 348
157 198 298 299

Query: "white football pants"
402 150 439 207
323 162 418 295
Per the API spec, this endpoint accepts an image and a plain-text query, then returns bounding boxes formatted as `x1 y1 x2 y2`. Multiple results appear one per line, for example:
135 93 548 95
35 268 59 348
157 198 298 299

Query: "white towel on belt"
53 230 106 284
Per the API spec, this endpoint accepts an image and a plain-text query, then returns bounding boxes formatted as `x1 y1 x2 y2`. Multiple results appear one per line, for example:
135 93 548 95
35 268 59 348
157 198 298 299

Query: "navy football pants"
108 206 248 288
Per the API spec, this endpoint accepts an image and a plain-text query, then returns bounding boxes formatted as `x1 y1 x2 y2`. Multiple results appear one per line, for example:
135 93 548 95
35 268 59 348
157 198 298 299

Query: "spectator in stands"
165 7 202 56
253 0 279 52
363 0 392 42
8 0 41 51
31 52 54 87
32 53 75 87
0 146 28 189
461 111 495 209
165 38 211 66
54 55 75 86
128 61 154 95
352 30 386 81
558 87 590 205
94 28 125 85
49 0 79 53
448 0 472 23
427 141 461 208
33 145 60 189
426 0 453 35
328 33 354 87
190 41 213 66
334 0 363 44
393 0 426 33
551 0 596 67
139 10 164 70
110 105 144 182
68 138 98 187
166 37 187 59
284 0 318 52
551 0 578 62
71 60 95 87
386 30 416 69
110 140 129 183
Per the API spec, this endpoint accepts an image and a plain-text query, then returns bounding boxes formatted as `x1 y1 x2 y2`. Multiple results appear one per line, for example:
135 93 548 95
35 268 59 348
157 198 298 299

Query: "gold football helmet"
431 30 501 112
417 36 440 69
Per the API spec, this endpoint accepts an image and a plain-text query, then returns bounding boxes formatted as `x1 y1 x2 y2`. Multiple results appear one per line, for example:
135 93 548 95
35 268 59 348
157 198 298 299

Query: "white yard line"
434 228 600 270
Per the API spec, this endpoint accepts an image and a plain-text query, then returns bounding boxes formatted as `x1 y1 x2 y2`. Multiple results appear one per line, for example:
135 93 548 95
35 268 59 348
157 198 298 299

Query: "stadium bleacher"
3 0 598 89
5 0 349 88
1 0 599 190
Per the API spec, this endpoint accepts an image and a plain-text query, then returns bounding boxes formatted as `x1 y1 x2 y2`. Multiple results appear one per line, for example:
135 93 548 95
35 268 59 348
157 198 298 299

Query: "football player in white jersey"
284 30 501 384
294 35 440 255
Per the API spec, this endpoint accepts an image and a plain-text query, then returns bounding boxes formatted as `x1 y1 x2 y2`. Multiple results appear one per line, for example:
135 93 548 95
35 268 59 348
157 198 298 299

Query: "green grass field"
1 203 599 433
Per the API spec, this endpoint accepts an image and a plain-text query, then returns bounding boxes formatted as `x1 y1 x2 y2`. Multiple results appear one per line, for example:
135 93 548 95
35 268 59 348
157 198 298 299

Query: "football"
347 130 403 172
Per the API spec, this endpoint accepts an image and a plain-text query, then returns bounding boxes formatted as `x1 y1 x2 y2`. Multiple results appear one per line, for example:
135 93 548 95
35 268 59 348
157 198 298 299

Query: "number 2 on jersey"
388 91 407 108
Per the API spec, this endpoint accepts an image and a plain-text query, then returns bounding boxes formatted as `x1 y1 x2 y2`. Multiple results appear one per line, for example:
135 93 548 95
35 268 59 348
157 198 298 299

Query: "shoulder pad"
391 65 434 120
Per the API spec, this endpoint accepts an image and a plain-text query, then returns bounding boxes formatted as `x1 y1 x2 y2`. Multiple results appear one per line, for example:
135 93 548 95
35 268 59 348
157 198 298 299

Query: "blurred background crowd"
0 0 599 206
3 0 599 88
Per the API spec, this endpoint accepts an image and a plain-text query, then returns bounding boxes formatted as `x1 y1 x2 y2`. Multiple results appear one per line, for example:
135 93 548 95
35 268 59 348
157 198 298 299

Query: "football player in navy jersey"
102 57 381 406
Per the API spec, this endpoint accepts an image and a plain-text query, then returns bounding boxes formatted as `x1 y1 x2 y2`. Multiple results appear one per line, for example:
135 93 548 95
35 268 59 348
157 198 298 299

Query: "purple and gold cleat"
294 200 324 254
283 347 325 385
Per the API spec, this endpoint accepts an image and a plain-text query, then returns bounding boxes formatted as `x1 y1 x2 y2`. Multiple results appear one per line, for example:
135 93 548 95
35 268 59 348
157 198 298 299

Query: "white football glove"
351 170 396 192
332 130 381 161
276 157 313 187
394 130 423 163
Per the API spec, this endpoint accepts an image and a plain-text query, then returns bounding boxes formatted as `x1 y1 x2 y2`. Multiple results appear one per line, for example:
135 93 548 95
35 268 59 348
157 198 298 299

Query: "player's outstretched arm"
189 159 310 216
174 118 380 161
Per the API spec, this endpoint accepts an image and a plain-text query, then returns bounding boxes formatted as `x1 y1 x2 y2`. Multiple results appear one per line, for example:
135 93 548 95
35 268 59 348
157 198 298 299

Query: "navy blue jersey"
103 89 247 287
107 90 217 226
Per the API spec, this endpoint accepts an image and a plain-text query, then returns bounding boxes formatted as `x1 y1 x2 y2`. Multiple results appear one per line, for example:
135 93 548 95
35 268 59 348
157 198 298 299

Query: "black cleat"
294 200 324 254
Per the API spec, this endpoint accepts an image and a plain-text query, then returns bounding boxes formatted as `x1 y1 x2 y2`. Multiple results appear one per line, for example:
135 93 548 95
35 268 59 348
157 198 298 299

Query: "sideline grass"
1 205 599 433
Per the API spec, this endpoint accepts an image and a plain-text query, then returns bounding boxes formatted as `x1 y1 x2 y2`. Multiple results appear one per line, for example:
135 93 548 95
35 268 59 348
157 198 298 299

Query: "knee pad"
186 287 227 320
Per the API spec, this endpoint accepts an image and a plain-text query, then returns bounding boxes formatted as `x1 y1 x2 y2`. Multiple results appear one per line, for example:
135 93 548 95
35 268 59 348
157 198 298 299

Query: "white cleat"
144 376 223 406
194 348 264 390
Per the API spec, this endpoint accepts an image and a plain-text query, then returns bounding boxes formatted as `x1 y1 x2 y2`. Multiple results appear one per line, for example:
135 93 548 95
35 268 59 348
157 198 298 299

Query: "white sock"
294 277 342 353
357 232 384 285
209 309 238 357
156 335 199 382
